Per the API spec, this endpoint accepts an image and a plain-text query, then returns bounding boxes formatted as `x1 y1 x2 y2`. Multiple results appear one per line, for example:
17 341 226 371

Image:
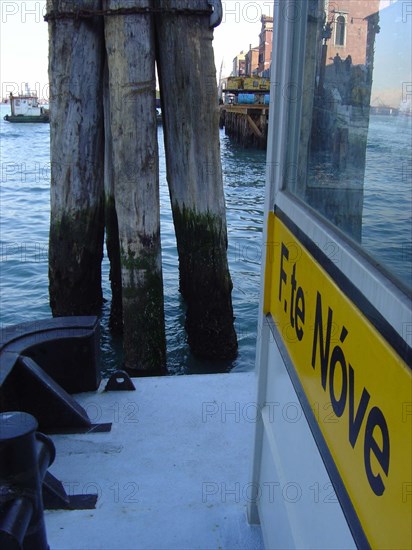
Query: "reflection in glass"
292 0 411 289
335 15 346 46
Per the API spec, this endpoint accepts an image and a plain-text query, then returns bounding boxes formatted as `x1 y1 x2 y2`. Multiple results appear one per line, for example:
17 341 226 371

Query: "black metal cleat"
105 370 136 392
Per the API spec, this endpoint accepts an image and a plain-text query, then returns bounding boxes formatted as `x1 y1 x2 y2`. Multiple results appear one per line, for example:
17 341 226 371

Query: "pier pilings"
219 105 269 149
47 0 237 371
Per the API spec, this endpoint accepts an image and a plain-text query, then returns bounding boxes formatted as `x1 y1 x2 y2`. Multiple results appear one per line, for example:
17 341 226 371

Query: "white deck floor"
45 372 264 550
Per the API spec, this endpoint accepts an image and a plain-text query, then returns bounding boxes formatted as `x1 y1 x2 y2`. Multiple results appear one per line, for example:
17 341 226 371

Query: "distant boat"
3 85 49 123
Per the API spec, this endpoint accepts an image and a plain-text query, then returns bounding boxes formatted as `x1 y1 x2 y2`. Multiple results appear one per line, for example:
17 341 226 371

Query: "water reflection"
294 0 411 288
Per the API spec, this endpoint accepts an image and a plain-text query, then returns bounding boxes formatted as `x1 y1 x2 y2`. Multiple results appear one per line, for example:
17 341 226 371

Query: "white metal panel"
255 322 356 550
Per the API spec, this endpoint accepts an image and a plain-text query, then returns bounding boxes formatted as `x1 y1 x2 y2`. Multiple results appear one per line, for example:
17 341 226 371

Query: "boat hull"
3 114 50 123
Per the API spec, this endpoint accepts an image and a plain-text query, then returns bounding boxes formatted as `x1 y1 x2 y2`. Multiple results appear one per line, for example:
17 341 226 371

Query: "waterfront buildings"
245 45 259 77
230 2 380 80
258 15 273 76
231 15 273 78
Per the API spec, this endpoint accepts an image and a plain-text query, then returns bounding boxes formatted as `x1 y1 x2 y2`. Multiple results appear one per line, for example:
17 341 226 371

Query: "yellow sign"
264 212 412 550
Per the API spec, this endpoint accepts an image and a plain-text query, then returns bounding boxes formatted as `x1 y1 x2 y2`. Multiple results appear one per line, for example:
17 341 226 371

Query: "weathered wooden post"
104 0 167 374
155 0 238 359
47 0 106 316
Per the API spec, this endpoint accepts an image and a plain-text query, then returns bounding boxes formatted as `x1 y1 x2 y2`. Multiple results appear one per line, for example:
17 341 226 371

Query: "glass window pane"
335 16 346 46
289 0 411 290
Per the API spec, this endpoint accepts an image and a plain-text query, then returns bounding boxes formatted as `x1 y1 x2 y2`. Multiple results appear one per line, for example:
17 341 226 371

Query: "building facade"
232 51 246 77
326 0 380 65
245 46 259 77
258 15 273 76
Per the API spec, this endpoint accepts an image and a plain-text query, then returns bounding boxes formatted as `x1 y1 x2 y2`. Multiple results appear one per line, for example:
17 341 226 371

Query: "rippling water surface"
1 106 409 375
0 105 266 375
362 115 412 289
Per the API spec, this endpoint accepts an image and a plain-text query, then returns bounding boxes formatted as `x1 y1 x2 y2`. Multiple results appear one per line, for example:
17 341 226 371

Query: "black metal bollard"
0 411 55 550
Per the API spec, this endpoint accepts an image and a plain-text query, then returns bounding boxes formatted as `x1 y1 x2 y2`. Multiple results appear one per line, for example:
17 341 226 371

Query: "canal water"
0 104 266 375
1 106 410 375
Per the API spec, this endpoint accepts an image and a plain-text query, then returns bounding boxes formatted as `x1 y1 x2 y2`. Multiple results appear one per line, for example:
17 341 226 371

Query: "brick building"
258 15 273 76
326 0 380 66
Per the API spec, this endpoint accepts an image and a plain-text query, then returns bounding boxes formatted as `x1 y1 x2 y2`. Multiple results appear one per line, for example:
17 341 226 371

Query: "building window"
335 15 346 46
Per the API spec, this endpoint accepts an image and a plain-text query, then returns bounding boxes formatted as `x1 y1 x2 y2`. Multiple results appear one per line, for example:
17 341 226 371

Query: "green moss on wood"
120 230 167 374
172 204 237 360
49 203 105 316
122 273 166 374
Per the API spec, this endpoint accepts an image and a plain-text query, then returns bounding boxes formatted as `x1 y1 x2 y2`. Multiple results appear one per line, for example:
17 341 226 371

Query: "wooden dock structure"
219 104 269 149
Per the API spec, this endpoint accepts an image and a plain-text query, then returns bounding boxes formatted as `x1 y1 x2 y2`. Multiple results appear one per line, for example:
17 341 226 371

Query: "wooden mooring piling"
155 0 237 359
47 0 106 318
46 0 237 374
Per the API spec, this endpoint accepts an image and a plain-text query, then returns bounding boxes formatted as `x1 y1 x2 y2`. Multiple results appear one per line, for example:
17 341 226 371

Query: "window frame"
264 1 411 351
335 14 347 46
